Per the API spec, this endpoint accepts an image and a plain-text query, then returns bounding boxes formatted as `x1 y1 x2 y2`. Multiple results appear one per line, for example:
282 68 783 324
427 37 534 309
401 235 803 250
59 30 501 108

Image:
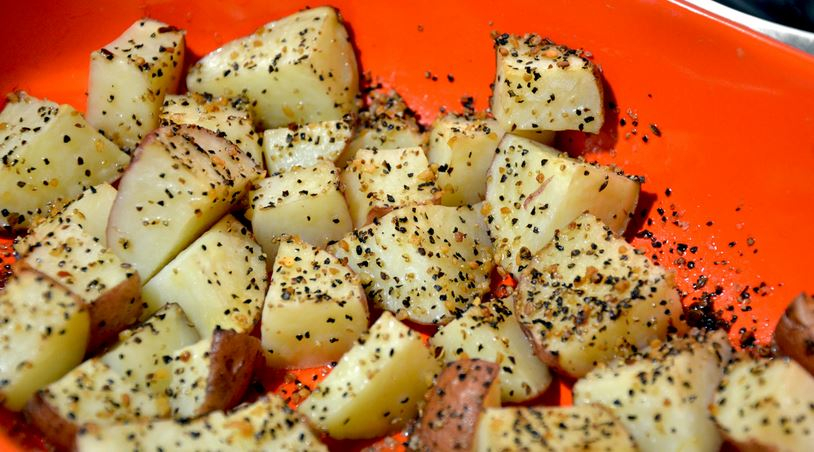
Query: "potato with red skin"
414 359 500 452
775 292 814 376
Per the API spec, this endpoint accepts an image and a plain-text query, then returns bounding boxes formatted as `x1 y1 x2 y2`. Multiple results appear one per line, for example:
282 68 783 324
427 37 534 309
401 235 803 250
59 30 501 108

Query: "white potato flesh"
165 338 212 419
261 237 368 368
713 357 814 451
341 147 439 228
492 33 604 134
248 161 352 258
15 183 117 256
107 124 261 282
510 128 556 145
263 120 352 173
161 93 263 164
573 331 732 452
76 395 327 452
485 134 639 274
0 269 90 411
0 92 128 232
431 298 551 403
299 312 440 439
329 204 494 325
87 19 185 152
516 214 685 378
141 215 268 336
187 7 358 129
428 115 505 207
474 405 636 451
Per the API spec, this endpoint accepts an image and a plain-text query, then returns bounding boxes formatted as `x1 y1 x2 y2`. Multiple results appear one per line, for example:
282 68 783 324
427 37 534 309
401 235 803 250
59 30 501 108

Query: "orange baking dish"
1 0 814 450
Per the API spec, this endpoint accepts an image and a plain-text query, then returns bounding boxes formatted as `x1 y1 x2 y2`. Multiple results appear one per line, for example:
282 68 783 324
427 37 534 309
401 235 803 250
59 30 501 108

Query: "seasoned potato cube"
574 331 732 452
107 124 262 282
141 215 268 336
187 7 358 129
87 19 185 152
261 237 368 368
0 269 90 411
248 162 352 258
431 298 551 402
0 92 128 232
428 114 505 206
774 293 814 376
299 312 440 439
492 33 603 134
414 359 500 452
341 147 439 228
516 214 685 378
474 405 636 451
76 395 327 452
330 205 494 325
486 134 639 273
712 357 814 451
263 120 352 173
160 93 262 164
17 222 141 351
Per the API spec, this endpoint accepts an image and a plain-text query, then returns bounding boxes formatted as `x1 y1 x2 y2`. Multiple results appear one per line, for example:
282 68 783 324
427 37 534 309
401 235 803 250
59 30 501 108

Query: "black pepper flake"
63 135 71 143
649 123 662 137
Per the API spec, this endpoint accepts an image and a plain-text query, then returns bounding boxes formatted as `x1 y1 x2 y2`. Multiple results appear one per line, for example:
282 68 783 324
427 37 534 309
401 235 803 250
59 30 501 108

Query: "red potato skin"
197 328 265 416
414 359 500 452
774 293 814 377
85 271 142 354
24 392 78 452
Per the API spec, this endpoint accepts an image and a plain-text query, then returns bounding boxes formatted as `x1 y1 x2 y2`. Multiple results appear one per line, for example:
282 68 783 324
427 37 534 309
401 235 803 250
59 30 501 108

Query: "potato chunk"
141 215 268 336
428 114 505 207
414 360 500 452
261 237 368 368
0 269 90 411
474 405 636 451
774 293 814 376
573 331 732 452
431 298 551 402
107 124 261 281
76 395 327 452
341 147 439 228
712 357 814 451
87 19 185 152
0 92 128 232
516 214 684 378
248 162 352 258
486 134 639 274
299 312 440 439
187 7 358 129
160 93 262 164
330 204 494 325
492 33 604 134
263 120 352 173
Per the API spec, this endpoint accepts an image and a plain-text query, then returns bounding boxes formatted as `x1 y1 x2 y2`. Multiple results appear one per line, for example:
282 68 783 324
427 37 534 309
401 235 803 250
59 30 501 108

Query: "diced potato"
107 124 261 282
0 269 90 411
261 236 368 368
712 357 814 451
491 33 604 134
160 92 262 164
87 19 185 152
299 312 440 439
431 297 551 402
774 293 814 376
329 204 494 325
0 92 128 232
474 405 636 451
15 183 117 256
18 222 141 351
573 331 732 452
428 114 505 207
263 120 352 173
414 359 500 452
76 395 327 452
248 162 352 258
486 134 639 273
515 213 685 378
141 215 268 336
341 147 439 228
338 89 426 167
187 7 358 129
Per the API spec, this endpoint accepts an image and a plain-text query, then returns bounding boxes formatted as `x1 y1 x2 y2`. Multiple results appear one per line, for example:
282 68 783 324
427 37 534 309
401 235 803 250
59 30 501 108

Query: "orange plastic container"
2 0 814 450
